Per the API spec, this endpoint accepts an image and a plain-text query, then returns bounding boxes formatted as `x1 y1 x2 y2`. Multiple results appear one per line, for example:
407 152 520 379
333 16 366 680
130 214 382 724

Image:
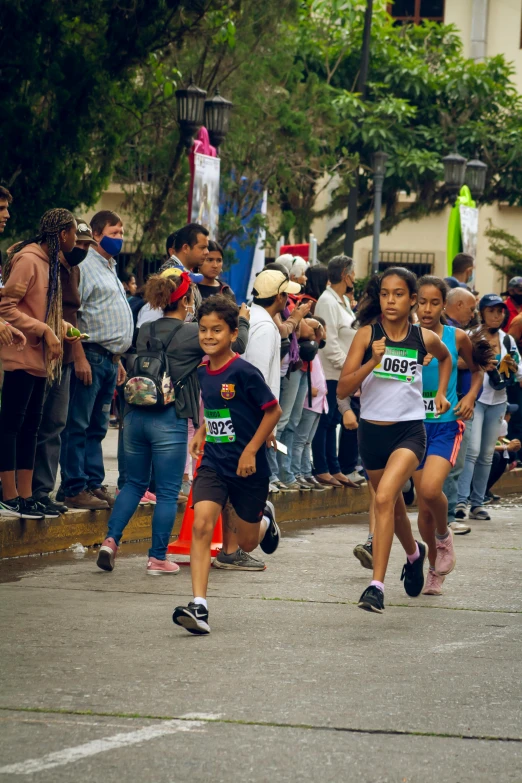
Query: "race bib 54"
373 347 418 384
204 408 236 443
423 390 439 420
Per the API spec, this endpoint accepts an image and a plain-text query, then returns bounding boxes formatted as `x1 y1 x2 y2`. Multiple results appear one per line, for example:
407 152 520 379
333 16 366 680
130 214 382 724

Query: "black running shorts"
192 465 269 524
358 419 426 471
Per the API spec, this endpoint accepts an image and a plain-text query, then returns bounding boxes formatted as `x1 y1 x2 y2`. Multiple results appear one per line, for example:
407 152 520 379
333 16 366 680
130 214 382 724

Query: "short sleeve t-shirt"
197 354 278 478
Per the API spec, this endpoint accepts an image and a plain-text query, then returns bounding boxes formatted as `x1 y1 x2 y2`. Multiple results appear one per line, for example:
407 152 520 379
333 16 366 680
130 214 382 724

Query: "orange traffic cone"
167 455 223 558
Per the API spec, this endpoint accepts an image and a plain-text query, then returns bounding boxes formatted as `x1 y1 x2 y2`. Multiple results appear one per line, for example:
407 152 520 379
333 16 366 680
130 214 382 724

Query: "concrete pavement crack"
0 706 520 744
1 583 521 614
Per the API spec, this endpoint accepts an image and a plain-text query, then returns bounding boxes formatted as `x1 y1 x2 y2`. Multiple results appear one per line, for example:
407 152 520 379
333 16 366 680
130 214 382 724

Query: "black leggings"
0 370 47 472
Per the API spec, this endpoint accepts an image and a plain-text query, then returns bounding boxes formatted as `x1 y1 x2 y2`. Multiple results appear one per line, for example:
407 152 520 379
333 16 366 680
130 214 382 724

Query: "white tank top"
360 322 427 422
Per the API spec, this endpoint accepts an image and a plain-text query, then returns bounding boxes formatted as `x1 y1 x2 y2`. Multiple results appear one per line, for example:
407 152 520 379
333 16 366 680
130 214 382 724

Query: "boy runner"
173 295 282 634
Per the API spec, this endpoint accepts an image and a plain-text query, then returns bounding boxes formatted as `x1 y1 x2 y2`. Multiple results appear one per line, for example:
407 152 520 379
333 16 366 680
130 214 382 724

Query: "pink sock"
407 542 420 564
370 580 384 593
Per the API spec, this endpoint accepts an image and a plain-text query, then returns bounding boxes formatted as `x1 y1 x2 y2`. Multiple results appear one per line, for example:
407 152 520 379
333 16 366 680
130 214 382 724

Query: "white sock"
194 597 208 610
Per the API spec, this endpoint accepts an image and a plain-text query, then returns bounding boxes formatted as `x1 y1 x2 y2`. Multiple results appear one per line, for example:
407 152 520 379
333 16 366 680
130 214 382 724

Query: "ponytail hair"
469 325 497 370
145 272 194 313
417 275 448 303
356 266 418 327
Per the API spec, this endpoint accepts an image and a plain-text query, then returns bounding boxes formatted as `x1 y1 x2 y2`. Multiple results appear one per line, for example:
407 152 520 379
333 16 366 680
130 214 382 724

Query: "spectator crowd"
0 186 521 589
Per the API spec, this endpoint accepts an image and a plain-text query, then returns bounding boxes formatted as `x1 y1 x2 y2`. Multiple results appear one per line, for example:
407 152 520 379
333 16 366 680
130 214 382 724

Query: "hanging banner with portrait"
191 153 220 239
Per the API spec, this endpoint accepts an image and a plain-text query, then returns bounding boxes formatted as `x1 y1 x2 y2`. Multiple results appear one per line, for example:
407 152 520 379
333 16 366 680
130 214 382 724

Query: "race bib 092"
373 347 418 384
423 390 439 420
204 408 236 443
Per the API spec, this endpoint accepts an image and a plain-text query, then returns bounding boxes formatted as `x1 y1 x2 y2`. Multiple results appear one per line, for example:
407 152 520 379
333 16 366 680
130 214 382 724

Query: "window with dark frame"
388 0 445 24
368 250 435 279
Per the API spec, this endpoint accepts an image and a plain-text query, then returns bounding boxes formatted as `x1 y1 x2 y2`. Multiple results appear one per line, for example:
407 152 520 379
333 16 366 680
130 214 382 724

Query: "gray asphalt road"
0 502 521 782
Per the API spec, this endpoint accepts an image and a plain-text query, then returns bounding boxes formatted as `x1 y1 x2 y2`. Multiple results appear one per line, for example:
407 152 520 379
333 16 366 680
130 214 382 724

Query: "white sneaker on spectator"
346 471 366 485
269 482 280 494
294 476 312 491
449 520 471 535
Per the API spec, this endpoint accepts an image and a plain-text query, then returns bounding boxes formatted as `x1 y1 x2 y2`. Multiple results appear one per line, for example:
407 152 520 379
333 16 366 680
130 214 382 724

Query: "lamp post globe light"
204 89 233 152
175 80 207 149
371 150 389 275
464 158 488 200
442 151 468 197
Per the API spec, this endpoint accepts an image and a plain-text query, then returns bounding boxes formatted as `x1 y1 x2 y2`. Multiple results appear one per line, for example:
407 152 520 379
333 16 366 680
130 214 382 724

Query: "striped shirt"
77 246 134 354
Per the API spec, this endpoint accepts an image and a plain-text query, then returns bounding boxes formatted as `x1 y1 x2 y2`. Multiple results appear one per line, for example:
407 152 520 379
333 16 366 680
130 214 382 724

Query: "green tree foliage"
0 0 226 236
485 223 522 281
298 2 522 258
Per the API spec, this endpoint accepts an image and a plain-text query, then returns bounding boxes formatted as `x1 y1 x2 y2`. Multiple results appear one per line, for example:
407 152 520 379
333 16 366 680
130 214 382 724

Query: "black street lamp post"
204 89 233 152
442 151 467 199
175 80 208 149
371 151 388 275
343 0 374 257
464 158 488 200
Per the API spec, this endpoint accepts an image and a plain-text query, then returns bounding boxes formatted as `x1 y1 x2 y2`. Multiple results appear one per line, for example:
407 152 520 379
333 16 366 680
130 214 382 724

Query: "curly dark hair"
197 294 239 331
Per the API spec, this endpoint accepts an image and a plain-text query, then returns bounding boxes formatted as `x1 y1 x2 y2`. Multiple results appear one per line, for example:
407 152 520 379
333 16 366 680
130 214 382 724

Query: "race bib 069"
373 347 418 384
204 408 236 443
423 390 439 420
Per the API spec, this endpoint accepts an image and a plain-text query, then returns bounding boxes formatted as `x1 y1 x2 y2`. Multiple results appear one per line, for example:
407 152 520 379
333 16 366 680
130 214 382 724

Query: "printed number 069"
383 357 410 374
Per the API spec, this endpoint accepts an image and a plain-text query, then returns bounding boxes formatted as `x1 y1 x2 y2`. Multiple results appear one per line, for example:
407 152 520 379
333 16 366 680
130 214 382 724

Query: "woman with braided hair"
0 208 78 520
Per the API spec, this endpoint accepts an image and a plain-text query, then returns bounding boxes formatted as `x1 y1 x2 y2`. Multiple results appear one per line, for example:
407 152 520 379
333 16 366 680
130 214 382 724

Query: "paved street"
0 501 521 782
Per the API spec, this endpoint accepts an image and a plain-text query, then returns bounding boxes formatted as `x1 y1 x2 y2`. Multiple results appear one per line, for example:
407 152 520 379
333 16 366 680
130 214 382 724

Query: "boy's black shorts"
192 465 269 524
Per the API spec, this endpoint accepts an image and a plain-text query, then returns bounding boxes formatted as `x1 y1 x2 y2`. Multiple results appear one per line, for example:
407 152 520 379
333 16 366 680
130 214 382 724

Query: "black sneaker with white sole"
353 541 373 569
0 497 24 518
173 602 210 635
260 500 280 555
20 497 46 520
34 497 64 518
400 541 427 597
358 585 384 613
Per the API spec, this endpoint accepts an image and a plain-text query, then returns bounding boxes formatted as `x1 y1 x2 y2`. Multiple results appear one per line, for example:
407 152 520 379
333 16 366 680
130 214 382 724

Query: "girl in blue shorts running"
414 276 484 595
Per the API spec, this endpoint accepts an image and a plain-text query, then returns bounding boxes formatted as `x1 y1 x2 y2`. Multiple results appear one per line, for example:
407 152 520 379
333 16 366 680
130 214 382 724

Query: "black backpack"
124 320 183 409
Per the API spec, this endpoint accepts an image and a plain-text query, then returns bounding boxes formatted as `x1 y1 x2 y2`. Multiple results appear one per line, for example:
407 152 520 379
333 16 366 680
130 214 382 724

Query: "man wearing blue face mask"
58 211 134 510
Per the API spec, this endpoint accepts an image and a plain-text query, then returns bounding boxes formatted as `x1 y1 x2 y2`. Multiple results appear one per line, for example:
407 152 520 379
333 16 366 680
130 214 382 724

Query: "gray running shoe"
297 475 325 491
353 541 373 569
455 502 468 520
274 480 299 492
469 506 491 521
213 548 266 570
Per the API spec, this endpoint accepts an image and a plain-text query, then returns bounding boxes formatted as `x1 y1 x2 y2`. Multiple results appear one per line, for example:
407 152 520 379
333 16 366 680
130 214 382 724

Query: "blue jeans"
290 408 320 478
60 348 118 496
107 406 187 559
443 417 472 524
267 370 306 482
457 401 506 508
278 371 309 484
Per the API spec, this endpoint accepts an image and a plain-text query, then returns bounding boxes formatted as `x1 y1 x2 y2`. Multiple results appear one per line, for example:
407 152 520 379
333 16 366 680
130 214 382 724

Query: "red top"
505 297 522 329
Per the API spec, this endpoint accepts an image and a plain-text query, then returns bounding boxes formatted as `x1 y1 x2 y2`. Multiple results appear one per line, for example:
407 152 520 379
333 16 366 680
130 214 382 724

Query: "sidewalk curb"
1 470 521 559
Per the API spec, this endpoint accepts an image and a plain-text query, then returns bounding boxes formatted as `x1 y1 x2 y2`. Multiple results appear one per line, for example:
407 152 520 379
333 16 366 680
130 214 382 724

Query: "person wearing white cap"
243 268 301 405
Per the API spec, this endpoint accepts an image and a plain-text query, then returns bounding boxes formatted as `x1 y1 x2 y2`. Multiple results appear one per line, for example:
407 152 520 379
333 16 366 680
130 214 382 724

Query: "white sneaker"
449 520 471 535
269 482 280 494
346 471 365 485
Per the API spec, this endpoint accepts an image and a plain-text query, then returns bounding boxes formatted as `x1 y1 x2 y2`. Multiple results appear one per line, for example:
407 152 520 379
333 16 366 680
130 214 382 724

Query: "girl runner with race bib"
338 267 451 613
414 276 484 596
